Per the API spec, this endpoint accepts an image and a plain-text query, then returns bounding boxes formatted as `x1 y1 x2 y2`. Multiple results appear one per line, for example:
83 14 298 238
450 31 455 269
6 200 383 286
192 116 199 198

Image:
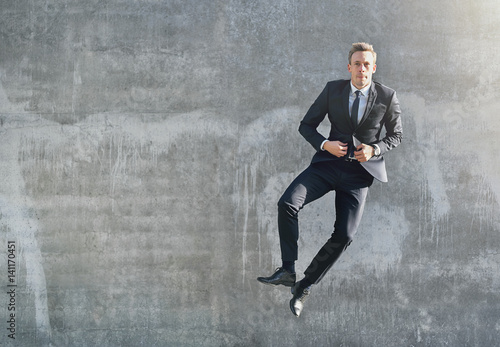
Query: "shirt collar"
350 82 371 96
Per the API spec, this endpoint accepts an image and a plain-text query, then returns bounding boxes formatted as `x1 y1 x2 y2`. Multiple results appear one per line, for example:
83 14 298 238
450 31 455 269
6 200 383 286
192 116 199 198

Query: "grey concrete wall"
1 0 499 346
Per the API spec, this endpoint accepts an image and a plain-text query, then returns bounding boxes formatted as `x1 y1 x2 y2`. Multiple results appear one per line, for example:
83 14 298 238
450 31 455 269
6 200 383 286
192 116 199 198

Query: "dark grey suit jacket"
298 79 403 182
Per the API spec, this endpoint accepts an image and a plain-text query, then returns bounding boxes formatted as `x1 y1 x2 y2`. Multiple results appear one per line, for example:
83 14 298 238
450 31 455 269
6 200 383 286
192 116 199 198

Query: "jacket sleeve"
374 91 402 155
298 83 330 151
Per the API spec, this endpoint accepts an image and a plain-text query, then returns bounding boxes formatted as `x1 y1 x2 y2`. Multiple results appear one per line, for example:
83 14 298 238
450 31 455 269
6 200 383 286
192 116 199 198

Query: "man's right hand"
322 141 348 157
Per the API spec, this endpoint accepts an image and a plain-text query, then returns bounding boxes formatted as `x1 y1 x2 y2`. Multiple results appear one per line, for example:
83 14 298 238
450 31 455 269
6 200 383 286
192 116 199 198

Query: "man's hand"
354 144 374 162
323 141 348 157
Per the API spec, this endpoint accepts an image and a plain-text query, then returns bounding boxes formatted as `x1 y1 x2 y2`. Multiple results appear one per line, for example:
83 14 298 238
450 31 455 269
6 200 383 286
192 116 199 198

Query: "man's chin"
353 79 369 89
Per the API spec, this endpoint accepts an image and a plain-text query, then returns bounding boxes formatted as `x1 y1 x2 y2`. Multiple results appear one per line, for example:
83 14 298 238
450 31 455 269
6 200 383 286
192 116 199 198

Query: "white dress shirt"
349 82 371 124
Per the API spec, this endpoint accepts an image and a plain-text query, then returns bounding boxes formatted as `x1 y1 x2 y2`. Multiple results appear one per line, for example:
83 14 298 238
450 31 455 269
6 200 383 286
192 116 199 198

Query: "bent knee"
277 197 299 216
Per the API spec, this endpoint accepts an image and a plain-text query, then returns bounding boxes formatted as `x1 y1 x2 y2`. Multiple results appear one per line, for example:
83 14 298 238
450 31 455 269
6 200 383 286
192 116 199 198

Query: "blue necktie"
351 90 361 126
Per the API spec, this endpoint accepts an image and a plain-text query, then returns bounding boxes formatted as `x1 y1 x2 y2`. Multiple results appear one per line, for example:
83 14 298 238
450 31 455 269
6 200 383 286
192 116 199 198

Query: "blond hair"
348 42 377 64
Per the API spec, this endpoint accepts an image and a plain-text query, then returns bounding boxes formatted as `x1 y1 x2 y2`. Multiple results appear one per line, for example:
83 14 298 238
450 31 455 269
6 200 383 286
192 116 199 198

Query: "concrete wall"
1 1 499 346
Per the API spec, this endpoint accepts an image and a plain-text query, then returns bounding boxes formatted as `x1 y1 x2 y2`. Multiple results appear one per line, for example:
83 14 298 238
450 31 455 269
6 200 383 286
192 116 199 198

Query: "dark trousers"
277 160 373 284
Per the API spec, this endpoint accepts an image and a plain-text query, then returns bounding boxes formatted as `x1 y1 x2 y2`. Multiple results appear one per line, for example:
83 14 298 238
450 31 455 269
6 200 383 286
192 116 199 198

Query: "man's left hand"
354 144 374 162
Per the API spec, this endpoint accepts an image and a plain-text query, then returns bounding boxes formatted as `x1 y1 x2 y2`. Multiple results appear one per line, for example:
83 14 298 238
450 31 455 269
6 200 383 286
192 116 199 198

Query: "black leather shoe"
290 282 310 317
257 267 296 287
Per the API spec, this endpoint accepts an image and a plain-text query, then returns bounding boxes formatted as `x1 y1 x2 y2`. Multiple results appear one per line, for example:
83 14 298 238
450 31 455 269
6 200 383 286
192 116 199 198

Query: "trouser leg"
303 186 369 284
277 164 332 262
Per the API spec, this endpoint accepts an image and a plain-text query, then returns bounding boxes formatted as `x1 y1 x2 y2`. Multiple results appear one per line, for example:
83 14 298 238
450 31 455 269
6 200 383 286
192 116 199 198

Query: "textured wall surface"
1 1 500 346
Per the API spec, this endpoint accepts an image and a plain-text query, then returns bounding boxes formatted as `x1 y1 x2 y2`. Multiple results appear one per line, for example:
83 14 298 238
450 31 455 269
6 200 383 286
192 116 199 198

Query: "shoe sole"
257 278 295 287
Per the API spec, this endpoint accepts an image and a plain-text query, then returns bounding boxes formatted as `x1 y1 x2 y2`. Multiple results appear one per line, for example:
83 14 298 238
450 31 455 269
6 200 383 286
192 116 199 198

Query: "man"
257 42 402 317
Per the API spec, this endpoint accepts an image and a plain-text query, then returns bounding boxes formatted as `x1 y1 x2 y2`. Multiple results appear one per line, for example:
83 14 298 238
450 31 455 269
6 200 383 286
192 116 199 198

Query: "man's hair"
348 42 377 64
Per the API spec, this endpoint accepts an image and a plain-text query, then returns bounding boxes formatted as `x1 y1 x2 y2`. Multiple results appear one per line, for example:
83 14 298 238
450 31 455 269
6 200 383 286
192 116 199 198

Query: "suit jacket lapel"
357 83 377 127
341 83 352 127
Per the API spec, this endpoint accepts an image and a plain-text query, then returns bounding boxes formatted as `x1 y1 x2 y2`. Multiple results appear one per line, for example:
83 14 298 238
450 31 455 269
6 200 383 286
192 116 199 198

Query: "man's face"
348 51 377 89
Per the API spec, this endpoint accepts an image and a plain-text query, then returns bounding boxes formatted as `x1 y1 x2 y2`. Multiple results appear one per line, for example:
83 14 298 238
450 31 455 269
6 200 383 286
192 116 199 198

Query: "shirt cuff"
320 140 329 151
